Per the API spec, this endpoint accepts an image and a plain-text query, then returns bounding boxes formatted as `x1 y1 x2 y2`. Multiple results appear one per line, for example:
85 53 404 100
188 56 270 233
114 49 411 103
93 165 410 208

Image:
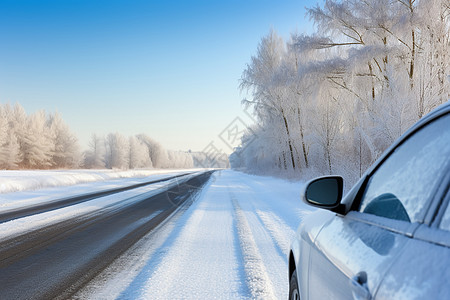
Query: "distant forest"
232 0 449 183
0 103 226 170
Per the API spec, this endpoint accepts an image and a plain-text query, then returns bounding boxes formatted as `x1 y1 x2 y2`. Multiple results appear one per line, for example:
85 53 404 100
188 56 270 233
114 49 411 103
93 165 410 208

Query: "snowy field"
75 170 314 299
0 168 201 194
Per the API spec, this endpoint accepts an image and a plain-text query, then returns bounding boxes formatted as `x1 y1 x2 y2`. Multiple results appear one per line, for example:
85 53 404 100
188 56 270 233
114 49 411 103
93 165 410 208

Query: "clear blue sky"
0 0 317 152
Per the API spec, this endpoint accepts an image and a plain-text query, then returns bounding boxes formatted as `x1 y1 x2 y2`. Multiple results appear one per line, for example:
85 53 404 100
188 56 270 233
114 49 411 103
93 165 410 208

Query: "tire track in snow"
234 196 289 299
231 214 253 299
236 176 300 261
233 184 296 261
255 210 296 260
230 190 277 300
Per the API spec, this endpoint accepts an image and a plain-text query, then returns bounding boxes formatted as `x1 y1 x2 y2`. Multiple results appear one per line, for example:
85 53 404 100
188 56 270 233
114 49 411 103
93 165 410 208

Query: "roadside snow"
0 169 202 194
0 174 198 242
0 170 198 211
77 169 315 299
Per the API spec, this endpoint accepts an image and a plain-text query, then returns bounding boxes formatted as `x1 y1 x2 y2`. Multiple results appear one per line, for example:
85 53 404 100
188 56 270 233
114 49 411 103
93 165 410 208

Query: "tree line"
0 103 80 169
232 0 449 183
84 132 203 169
0 103 221 170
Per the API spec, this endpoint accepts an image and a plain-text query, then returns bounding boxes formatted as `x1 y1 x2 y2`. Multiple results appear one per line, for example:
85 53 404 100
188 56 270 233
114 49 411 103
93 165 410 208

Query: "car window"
359 113 450 223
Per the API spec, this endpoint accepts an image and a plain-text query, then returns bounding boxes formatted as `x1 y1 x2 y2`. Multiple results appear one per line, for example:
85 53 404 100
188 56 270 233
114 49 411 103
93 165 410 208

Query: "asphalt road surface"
0 171 213 300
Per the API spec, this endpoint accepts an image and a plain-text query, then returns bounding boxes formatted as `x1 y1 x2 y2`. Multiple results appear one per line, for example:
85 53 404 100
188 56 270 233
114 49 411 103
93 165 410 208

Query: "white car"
289 101 450 300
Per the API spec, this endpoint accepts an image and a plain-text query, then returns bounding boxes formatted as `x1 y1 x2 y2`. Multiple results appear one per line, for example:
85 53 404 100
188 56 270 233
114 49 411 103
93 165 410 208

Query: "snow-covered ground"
0 169 198 213
0 168 201 194
74 169 315 299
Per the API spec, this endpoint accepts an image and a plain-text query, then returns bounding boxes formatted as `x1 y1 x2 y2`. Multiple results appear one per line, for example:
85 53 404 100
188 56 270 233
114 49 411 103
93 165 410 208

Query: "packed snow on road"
0 169 314 299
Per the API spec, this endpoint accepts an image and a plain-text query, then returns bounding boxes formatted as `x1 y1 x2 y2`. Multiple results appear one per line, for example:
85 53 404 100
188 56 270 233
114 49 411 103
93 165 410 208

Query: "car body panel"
309 213 409 299
375 235 450 299
291 209 334 300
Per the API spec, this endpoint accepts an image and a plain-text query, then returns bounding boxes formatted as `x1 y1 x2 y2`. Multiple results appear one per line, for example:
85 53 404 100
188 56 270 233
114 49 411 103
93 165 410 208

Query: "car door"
375 177 450 300
308 112 450 300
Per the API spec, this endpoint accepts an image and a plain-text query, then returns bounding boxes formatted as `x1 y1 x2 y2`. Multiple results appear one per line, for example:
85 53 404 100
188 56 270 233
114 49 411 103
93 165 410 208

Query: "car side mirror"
302 176 343 210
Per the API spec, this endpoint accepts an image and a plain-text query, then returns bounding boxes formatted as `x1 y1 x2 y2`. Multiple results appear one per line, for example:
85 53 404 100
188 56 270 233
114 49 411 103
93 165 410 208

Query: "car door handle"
349 272 372 300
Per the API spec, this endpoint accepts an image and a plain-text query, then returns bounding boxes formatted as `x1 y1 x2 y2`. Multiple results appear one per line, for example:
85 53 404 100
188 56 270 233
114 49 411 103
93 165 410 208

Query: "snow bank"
0 169 201 194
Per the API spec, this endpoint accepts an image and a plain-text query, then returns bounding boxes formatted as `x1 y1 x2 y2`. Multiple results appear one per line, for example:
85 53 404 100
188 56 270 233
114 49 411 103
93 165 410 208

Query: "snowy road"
0 171 212 299
0 169 312 299
75 170 314 300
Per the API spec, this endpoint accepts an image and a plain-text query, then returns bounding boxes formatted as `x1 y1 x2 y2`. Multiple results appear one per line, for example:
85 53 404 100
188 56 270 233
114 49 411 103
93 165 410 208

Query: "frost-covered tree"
105 132 129 169
7 103 28 168
20 110 54 168
165 150 194 168
0 105 20 169
1 131 21 169
0 103 83 169
0 106 17 168
47 112 81 168
129 135 152 169
83 134 106 169
415 0 450 116
136 134 168 168
240 30 299 171
0 106 8 163
234 0 449 183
